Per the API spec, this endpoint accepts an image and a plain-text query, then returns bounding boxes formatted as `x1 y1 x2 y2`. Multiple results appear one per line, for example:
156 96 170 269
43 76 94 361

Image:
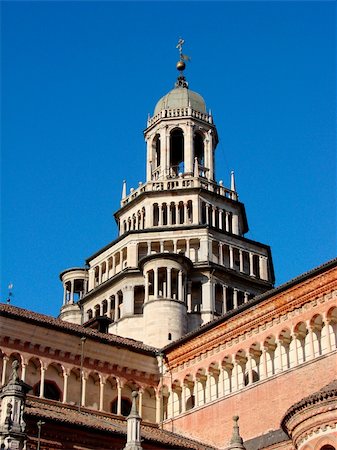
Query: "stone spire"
123 391 143 450
0 360 31 450
227 416 246 450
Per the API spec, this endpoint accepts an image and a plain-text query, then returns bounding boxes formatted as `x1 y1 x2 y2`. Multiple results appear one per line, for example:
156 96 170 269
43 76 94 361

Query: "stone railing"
121 175 237 207
147 107 213 128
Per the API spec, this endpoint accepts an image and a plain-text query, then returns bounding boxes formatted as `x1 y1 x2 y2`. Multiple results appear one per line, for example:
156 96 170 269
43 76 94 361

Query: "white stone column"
62 369 69 403
160 241 164 253
291 331 299 366
39 366 46 398
155 393 161 423
98 265 102 284
229 246 234 269
218 365 224 397
225 211 229 232
181 384 186 413
206 371 212 403
323 317 332 353
158 204 163 226
107 297 112 318
275 339 283 373
306 321 315 360
1 356 8 386
178 271 183 301
205 204 210 225
173 240 178 253
219 243 223 266
167 268 172 298
219 210 223 230
63 284 67 305
244 292 249 303
99 376 105 411
21 362 26 382
184 203 188 224
175 204 179 224
70 279 74 304
114 295 120 322
260 256 268 280
112 255 116 275
187 281 192 312
186 239 190 259
144 272 149 302
117 382 122 415
233 289 238 309
81 373 87 406
211 207 216 227
260 348 267 380
193 379 198 407
247 354 253 385
154 268 158 298
232 361 238 391
249 252 254 276
168 388 174 418
239 250 244 272
222 285 227 314
138 389 143 417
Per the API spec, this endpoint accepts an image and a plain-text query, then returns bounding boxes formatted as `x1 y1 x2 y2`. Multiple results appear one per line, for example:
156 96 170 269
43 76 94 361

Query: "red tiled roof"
0 304 158 354
25 397 217 450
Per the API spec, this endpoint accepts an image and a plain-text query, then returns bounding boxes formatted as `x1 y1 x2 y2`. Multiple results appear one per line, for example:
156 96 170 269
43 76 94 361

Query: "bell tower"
60 40 275 348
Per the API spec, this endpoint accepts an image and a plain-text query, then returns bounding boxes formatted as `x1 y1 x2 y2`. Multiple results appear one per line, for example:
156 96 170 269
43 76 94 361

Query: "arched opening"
33 380 62 401
194 132 204 166
170 128 184 176
320 446 335 450
111 397 132 416
153 203 159 226
154 134 161 167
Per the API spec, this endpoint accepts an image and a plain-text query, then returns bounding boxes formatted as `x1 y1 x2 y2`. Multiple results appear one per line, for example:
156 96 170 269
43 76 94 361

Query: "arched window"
170 128 184 176
111 398 132 416
33 380 62 401
194 132 204 166
320 446 335 450
154 134 161 167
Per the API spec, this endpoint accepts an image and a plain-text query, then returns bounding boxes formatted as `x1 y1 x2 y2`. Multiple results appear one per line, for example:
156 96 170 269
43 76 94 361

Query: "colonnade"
144 267 185 302
90 247 127 289
162 308 337 419
201 201 237 234
121 207 146 234
0 352 157 422
152 200 193 227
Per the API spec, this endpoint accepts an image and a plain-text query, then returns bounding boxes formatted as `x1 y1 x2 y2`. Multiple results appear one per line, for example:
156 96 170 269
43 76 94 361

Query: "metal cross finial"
176 38 185 57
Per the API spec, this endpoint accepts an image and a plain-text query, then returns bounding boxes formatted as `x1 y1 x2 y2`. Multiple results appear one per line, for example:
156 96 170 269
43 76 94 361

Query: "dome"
154 87 206 116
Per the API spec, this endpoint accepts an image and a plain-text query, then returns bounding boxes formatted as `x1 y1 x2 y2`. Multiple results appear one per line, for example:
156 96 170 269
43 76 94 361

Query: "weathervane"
175 38 190 88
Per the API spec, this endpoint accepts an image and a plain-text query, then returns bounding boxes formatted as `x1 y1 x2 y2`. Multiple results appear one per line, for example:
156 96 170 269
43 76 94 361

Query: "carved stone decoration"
123 391 143 450
0 361 31 450
227 415 246 450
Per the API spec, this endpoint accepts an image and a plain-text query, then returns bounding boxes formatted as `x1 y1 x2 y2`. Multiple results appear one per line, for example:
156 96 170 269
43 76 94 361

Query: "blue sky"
1 1 336 317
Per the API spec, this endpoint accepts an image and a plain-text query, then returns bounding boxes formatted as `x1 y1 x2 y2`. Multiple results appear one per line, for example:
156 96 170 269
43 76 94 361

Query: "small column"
144 272 149 302
205 203 210 225
98 265 102 284
247 354 253 385
184 203 189 224
232 361 238 392
167 268 172 298
70 279 75 304
218 365 224 397
260 256 268 281
193 379 199 407
239 250 244 272
306 321 315 360
155 393 161 423
63 284 67 305
244 292 249 303
260 348 268 380
112 255 116 275
219 210 224 230
1 356 8 386
175 204 179 224
290 331 299 366
147 241 151 255
233 289 238 309
173 240 178 253
229 246 234 269
107 297 112 318
275 339 283 373
219 243 223 265
223 285 227 314
114 295 120 322
158 204 163 227
323 317 332 353
181 384 186 413
21 362 26 382
39 366 46 398
206 371 212 403
154 268 158 298
187 281 192 312
211 207 216 227
138 389 143 417
81 373 87 406
249 252 254 277
168 388 174 418
99 376 105 411
62 369 69 403
178 271 183 301
225 211 230 232
117 382 122 415
186 239 190 259
160 241 164 253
